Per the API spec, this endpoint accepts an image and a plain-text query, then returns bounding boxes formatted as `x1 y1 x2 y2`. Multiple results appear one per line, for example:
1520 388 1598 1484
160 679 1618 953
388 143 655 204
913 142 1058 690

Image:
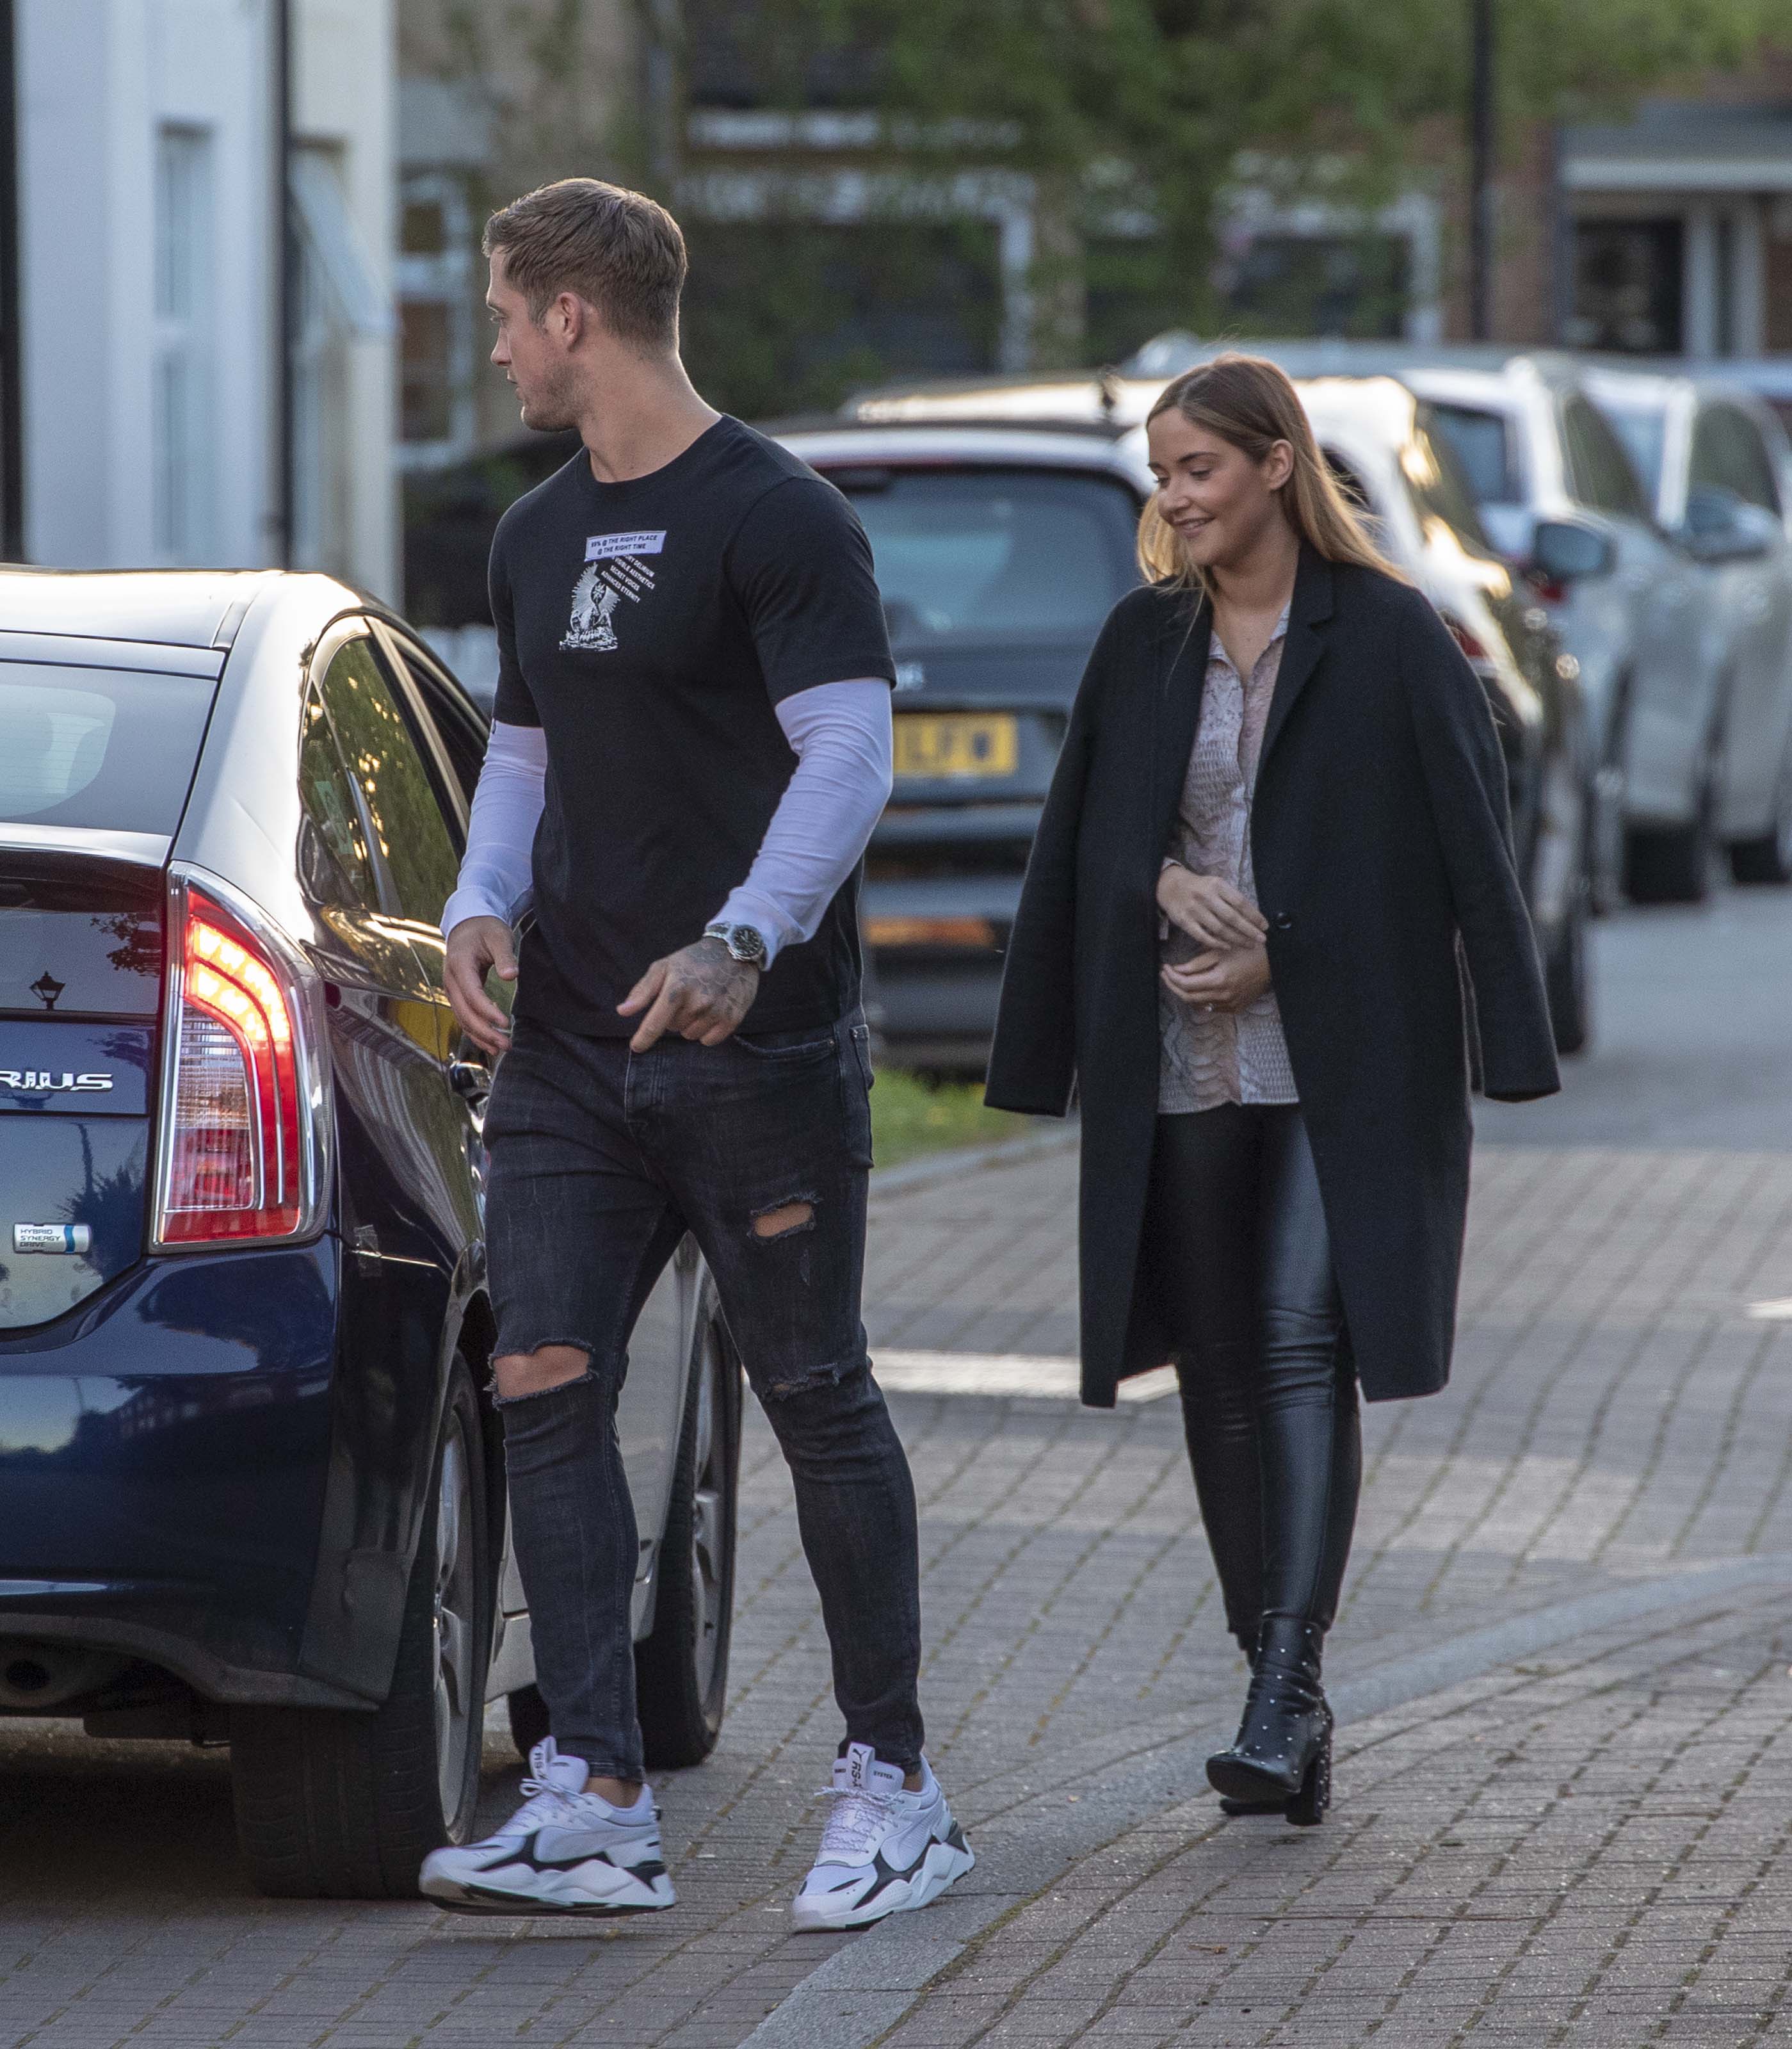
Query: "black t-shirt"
490 416 896 1035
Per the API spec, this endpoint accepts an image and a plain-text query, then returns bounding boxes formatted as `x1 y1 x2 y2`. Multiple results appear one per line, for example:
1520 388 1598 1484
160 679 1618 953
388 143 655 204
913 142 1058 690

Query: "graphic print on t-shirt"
561 530 666 653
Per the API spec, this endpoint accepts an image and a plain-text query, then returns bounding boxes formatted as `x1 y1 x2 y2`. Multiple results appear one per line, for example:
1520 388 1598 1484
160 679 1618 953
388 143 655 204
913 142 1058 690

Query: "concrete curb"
738 1550 1792 2049
869 1121 1079 1201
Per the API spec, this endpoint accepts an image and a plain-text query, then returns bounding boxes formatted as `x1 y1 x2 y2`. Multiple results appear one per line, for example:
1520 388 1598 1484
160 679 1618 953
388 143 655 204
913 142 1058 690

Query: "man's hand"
619 935 761 1051
1161 944 1272 1015
1157 863 1269 952
444 915 518 1057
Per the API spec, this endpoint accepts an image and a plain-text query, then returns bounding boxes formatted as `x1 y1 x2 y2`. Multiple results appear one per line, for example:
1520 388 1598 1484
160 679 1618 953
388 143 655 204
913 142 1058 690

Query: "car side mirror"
1681 487 1775 563
1530 520 1615 586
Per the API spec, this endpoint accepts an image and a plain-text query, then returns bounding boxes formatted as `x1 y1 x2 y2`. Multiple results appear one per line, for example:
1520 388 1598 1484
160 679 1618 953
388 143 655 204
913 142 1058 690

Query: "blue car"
0 571 739 1897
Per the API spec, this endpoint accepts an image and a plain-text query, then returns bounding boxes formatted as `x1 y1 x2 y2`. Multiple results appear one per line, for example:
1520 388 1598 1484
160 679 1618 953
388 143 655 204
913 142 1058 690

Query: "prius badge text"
0 1071 115 1092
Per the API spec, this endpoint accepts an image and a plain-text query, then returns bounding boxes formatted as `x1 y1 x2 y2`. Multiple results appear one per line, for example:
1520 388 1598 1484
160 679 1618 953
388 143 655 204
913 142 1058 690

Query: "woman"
985 354 1559 1826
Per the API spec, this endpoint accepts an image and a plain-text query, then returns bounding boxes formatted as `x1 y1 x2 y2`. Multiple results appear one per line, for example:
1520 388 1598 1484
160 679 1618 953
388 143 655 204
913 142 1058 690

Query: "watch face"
733 926 766 964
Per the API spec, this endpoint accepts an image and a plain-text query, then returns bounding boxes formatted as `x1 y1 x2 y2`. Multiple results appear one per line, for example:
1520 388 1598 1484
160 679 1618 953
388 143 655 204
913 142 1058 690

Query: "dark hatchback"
0 571 740 1897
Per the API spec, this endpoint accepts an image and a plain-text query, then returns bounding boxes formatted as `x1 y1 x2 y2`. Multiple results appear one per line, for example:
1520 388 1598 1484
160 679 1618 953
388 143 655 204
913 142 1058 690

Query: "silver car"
1584 367 1792 886
1127 337 1725 908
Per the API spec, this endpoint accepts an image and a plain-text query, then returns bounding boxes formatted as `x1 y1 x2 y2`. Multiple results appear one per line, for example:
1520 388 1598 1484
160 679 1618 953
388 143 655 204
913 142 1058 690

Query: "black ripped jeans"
484 1012 923 1781
1144 1103 1361 1652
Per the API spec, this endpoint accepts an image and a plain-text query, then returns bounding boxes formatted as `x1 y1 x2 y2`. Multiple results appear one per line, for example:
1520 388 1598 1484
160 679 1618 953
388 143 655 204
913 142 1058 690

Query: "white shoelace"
814 1785 898 1859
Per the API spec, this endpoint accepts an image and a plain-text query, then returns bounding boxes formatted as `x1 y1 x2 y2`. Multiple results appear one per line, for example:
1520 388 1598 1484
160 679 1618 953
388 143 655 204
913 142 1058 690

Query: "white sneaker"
792 1742 974 1931
419 1738 677 1916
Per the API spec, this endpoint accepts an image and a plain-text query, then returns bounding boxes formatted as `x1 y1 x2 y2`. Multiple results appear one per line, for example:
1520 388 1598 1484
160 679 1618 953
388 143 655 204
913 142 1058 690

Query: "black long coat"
984 546 1560 1408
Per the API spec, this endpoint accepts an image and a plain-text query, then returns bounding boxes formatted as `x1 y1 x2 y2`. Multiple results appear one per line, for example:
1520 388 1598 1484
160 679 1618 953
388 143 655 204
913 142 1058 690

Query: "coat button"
1272 911 1295 932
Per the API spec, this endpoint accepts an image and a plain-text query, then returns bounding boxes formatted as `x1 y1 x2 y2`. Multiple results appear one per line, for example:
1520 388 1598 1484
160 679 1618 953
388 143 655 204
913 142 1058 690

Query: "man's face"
487 252 579 432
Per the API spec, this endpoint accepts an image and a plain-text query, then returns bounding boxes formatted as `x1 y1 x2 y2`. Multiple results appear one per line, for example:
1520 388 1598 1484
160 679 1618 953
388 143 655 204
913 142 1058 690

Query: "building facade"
15 0 396 595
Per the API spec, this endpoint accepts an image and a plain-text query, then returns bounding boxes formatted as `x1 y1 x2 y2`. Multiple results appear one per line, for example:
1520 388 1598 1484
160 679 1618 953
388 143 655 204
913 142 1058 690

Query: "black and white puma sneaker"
419 1738 677 1916
791 1742 974 1931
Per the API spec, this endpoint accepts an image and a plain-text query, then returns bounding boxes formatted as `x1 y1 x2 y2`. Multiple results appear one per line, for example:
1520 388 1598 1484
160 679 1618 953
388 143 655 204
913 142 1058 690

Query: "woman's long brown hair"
1136 352 1403 595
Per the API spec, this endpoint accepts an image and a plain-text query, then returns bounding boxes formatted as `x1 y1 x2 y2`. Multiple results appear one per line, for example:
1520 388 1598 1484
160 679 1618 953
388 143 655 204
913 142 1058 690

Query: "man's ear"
547 290 587 352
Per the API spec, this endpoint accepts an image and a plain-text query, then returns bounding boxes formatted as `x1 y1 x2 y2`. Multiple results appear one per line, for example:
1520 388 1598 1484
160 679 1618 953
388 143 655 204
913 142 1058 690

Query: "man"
418 178 971 1931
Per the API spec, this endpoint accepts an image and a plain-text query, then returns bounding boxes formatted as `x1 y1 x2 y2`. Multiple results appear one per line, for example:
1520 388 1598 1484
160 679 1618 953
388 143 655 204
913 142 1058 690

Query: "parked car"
1583 366 1792 884
782 363 1591 1060
1126 337 1727 908
770 419 1149 1069
0 569 739 1897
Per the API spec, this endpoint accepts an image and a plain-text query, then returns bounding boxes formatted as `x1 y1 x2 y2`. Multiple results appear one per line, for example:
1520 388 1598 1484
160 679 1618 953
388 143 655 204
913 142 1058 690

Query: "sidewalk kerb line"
736 1548 1792 2049
868 1122 1079 1201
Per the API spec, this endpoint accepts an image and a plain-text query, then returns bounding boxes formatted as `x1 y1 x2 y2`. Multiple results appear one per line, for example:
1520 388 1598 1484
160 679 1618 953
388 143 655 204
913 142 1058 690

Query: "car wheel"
636 1280 740 1769
1626 724 1718 905
1544 870 1592 1057
230 1356 491 1899
1729 743 1792 886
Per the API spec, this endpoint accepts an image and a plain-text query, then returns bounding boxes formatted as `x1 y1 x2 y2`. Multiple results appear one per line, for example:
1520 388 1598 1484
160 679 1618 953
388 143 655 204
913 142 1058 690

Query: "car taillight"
152 870 332 1248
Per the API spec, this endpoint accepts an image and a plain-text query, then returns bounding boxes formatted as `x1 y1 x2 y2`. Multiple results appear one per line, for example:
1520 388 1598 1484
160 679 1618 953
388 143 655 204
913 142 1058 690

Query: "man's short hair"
483 178 686 353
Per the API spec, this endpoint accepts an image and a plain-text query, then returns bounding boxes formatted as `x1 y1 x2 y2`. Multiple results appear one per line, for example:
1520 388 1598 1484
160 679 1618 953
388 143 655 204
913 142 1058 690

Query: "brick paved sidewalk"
6 1136 1792 2047
874 1585 1792 2048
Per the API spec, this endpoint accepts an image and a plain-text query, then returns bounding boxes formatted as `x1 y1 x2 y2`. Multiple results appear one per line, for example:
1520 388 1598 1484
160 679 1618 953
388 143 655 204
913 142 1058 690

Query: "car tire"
1729 744 1792 886
636 1279 740 1770
1545 873 1592 1057
230 1356 492 1899
1626 723 1719 905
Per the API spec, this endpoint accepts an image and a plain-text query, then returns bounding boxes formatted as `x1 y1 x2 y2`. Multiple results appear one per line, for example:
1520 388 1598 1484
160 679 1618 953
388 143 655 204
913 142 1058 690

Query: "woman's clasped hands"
1156 861 1273 1015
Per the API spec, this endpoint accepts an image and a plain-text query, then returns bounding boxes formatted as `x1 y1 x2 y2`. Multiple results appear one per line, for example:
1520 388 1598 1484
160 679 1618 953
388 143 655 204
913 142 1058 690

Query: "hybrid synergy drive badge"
12 1224 92 1254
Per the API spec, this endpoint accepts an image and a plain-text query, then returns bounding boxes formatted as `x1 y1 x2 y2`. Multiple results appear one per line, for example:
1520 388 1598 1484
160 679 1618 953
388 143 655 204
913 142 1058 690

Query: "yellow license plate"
893 713 1018 779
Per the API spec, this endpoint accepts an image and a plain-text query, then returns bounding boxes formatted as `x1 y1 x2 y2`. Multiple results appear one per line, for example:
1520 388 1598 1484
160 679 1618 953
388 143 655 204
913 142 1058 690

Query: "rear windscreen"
0 663 217 834
1429 404 1518 506
831 468 1141 646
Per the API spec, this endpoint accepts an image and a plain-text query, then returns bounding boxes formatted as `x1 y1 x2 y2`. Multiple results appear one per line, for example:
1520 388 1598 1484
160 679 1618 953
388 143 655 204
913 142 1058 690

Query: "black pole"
272 0 293 565
0 0 24 561
1468 0 1494 341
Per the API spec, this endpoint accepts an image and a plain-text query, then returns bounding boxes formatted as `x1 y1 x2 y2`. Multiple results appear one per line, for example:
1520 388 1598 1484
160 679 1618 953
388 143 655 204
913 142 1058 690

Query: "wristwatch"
703 921 768 968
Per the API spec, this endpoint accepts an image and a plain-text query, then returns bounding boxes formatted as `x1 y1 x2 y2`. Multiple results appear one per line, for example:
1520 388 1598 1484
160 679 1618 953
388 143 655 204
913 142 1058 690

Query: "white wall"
16 0 396 596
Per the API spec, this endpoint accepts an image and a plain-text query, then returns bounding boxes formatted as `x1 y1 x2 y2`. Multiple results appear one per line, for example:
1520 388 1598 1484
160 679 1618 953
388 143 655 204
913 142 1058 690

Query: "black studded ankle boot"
1206 1616 1332 1827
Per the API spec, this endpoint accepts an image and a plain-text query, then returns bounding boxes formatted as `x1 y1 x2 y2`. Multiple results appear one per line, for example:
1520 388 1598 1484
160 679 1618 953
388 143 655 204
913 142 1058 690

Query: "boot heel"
1286 1718 1332 1827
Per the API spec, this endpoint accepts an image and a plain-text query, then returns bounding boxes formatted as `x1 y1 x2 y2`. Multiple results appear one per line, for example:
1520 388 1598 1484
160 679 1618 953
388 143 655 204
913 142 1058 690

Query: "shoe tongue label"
841 1741 876 1792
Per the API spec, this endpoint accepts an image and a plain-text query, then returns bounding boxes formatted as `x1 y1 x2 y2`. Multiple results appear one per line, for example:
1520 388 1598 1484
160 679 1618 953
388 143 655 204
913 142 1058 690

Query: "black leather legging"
1144 1103 1361 1645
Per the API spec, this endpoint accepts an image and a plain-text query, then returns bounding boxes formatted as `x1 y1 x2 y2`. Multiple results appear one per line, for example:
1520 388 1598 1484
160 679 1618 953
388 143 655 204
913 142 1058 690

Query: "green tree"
684 0 1784 366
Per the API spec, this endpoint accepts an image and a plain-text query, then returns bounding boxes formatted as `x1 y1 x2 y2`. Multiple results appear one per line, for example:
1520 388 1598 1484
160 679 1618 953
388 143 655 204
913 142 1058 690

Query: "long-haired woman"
985 353 1559 1824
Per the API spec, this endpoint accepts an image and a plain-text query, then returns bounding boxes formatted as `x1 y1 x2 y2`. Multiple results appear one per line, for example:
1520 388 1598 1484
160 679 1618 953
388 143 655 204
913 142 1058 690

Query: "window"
314 638 461 927
396 173 475 463
1428 404 1517 506
1569 220 1683 354
153 127 216 562
829 469 1140 646
1560 396 1646 521
1691 406 1780 515
383 633 484 809
1407 425 1494 553
1601 401 1668 507
298 687 377 907
0 665 216 832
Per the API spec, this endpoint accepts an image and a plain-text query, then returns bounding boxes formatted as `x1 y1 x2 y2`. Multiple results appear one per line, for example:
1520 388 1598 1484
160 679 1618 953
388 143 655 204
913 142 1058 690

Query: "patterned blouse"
1158 604 1299 1114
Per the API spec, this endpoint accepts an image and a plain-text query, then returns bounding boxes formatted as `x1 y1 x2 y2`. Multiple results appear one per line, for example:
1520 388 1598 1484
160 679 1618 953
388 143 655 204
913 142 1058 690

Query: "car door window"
1562 396 1646 521
382 630 484 813
1692 405 1780 514
315 636 462 930
298 686 378 909
1428 404 1517 506
1407 420 1495 552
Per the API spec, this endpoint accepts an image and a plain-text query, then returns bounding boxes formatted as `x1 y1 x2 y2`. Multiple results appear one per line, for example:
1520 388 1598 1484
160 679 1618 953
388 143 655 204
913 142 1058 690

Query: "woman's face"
1145 409 1295 576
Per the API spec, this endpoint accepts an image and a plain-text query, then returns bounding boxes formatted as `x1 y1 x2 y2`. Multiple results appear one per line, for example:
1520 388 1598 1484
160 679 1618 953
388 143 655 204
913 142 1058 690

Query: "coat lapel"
1257 546 1336 776
1148 592 1213 861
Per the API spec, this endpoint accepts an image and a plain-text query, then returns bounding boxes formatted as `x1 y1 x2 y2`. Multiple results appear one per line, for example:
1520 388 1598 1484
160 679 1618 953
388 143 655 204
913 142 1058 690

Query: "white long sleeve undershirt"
439 677 894 970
